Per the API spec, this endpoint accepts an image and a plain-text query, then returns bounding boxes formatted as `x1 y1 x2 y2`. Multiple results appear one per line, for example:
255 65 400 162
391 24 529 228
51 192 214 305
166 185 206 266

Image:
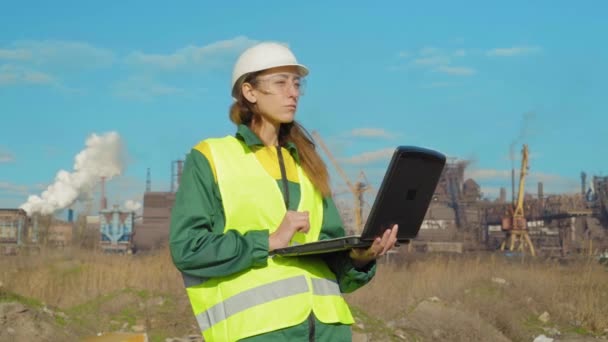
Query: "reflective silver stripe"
182 273 208 287
195 275 309 331
311 278 341 296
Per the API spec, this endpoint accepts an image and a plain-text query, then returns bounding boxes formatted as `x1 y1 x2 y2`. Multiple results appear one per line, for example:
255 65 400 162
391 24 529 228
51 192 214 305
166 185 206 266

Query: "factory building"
134 160 183 251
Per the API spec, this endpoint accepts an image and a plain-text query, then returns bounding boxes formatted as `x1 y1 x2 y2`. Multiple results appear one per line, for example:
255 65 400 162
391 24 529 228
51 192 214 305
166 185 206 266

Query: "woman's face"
242 65 304 126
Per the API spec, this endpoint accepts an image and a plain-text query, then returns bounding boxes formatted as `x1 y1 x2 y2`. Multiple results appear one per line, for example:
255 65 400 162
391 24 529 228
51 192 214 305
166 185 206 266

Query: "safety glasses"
252 73 306 96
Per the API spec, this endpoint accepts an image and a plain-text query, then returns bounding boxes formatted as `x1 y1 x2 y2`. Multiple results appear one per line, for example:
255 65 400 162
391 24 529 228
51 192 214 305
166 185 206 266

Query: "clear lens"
255 73 305 96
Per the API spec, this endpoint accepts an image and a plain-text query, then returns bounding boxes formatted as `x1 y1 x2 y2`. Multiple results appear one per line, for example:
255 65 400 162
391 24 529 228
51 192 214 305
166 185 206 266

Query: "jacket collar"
235 124 299 162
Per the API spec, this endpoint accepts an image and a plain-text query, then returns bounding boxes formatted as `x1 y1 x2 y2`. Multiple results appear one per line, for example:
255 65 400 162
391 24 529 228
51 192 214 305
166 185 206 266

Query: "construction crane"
500 144 536 256
311 131 371 234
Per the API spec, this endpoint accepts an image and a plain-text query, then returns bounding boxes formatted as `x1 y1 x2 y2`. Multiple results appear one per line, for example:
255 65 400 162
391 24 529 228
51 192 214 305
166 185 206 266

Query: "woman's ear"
242 83 257 104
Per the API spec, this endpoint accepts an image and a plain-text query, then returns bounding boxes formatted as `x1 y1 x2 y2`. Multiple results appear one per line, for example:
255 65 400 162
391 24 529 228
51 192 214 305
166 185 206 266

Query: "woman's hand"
349 224 399 268
269 211 310 251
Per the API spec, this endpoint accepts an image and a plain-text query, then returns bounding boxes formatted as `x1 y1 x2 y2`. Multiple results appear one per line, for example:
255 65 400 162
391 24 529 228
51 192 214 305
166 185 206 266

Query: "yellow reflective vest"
184 136 354 341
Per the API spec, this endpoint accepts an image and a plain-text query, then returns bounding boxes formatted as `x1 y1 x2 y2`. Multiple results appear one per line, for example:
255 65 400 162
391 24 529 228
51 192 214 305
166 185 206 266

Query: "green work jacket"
169 124 376 341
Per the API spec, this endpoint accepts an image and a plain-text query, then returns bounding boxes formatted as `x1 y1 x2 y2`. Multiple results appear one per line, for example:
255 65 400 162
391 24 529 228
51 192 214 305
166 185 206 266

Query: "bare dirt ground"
0 301 75 342
0 286 198 342
2 291 608 342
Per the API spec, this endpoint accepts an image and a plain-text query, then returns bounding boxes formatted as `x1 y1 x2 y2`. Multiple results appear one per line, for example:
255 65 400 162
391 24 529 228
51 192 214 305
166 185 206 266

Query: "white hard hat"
231 42 309 98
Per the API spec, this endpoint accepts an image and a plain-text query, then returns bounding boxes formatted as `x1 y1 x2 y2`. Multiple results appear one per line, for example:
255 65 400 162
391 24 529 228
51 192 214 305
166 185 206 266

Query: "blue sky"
1 1 607 214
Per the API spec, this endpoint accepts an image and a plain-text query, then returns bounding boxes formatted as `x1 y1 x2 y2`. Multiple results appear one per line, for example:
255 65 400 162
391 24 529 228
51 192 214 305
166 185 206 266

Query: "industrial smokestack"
67 208 74 223
538 182 544 208
499 187 506 203
581 172 587 196
171 159 185 193
146 168 151 193
20 132 124 216
101 177 108 211
171 161 176 193
177 160 184 189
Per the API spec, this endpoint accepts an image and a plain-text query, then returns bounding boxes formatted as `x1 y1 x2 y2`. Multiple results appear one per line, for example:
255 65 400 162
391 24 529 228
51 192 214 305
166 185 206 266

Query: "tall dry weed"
0 247 184 308
1 248 607 336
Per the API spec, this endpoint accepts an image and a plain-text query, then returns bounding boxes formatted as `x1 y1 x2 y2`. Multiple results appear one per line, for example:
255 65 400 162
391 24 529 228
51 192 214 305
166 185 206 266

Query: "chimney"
499 187 506 203
538 182 544 209
146 168 151 193
101 177 108 211
177 160 184 189
67 208 74 223
581 172 587 196
171 159 186 192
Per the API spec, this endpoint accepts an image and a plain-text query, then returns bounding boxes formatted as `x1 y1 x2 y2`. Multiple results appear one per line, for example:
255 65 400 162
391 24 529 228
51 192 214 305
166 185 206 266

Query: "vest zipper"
276 146 290 209
308 313 316 341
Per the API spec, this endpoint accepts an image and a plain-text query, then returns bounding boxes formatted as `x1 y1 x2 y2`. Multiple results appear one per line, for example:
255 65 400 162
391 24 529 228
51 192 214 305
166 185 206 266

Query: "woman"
169 41 398 342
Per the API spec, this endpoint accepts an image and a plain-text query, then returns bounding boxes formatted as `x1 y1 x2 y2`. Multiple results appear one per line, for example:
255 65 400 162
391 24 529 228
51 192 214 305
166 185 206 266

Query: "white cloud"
0 48 31 60
0 147 14 163
112 76 185 101
434 65 476 76
0 40 114 92
531 176 578 196
8 40 116 68
419 47 441 56
486 46 542 57
0 40 114 90
398 51 411 58
453 49 467 57
25 70 53 83
125 36 258 71
33 183 48 191
397 45 475 78
126 51 187 70
0 182 30 195
348 128 396 139
0 64 56 86
340 148 395 165
528 172 578 189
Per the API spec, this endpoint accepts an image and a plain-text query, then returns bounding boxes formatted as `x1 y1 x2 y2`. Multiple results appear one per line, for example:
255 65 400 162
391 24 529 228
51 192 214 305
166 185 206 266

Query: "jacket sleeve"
319 197 377 293
169 148 270 279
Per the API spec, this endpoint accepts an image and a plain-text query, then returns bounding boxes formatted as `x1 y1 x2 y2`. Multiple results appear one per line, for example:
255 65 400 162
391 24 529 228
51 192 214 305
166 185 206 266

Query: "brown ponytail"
229 89 331 197
279 121 331 196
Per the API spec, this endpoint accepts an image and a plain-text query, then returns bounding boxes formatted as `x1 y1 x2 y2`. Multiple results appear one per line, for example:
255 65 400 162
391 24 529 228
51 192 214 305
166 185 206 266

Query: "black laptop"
270 145 446 257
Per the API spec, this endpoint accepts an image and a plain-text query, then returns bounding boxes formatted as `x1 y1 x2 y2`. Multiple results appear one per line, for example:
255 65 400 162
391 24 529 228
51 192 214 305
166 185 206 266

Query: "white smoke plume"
123 199 142 212
20 132 124 215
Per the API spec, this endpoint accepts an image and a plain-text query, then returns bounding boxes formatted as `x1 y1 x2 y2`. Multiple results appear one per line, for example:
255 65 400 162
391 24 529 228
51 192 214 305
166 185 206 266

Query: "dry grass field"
1 247 607 341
